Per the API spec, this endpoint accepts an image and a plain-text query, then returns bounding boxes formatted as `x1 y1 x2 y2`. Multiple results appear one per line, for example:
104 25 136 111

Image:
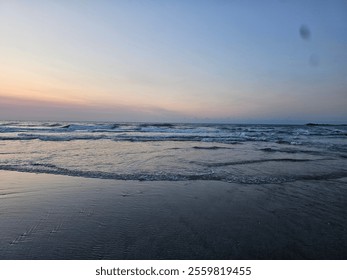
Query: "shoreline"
0 170 346 260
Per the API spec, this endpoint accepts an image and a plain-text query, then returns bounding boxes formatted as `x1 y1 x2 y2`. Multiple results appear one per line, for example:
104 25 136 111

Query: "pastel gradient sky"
1 0 346 123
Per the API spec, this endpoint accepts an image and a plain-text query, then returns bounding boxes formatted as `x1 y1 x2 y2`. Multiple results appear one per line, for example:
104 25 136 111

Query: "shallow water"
0 171 346 259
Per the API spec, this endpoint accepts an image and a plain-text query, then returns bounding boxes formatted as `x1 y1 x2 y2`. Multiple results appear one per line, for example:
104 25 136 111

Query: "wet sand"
0 170 346 259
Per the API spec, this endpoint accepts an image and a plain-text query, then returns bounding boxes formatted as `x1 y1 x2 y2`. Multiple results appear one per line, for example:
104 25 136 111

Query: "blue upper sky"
0 0 346 123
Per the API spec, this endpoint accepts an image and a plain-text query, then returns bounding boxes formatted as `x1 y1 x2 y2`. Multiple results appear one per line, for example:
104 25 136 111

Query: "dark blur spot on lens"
299 25 311 40
309 54 319 67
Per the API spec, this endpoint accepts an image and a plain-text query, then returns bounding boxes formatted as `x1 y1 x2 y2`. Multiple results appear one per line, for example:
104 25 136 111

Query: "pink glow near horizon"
1 1 346 123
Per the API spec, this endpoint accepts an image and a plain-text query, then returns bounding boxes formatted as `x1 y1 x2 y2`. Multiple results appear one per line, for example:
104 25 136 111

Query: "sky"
0 0 346 123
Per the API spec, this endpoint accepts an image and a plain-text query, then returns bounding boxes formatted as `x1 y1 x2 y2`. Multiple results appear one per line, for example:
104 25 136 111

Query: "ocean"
0 121 346 259
1 121 347 183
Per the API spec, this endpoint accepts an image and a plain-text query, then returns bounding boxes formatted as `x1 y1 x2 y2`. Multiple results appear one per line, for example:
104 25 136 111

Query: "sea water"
1 121 346 184
1 121 347 259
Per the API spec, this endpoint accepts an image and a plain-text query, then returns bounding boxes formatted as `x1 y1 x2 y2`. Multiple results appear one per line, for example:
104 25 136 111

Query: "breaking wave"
0 122 346 147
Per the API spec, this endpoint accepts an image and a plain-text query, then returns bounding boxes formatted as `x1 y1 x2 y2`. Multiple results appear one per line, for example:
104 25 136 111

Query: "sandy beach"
0 170 346 259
